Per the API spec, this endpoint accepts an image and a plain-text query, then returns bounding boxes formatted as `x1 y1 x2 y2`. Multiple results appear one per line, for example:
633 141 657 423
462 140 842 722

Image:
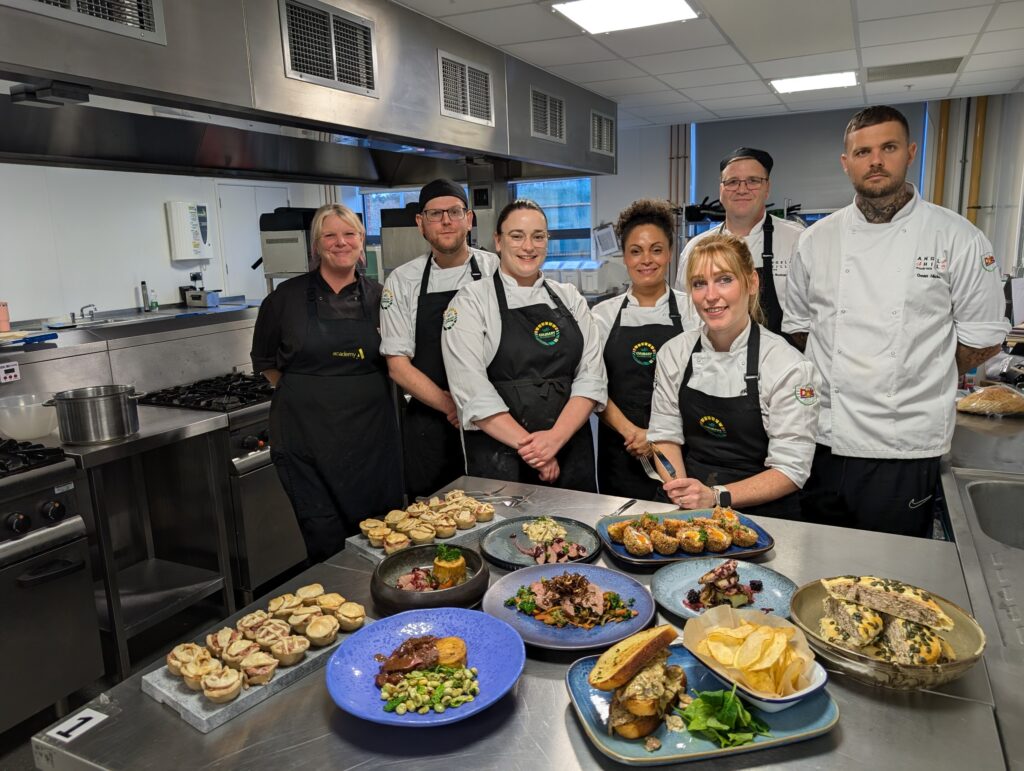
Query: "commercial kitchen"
1 1 1023 769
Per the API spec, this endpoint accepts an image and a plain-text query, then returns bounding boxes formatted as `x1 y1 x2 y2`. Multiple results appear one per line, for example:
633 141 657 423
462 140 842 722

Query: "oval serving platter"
480 515 601 571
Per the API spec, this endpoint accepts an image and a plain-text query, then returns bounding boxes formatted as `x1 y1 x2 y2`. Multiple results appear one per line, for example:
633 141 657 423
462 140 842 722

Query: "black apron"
463 273 596 492
598 288 682 499
756 216 784 335
678 322 800 519
402 255 482 498
269 273 403 561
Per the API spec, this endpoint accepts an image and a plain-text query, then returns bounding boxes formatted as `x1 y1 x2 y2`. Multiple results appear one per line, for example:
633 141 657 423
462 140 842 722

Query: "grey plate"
344 511 506 563
479 516 601 571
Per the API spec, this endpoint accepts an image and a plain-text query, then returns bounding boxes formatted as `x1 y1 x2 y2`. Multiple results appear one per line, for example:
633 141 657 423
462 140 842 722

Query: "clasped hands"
517 430 564 482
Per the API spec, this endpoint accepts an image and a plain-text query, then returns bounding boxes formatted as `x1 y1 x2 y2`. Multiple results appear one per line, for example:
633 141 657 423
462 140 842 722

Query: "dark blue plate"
651 558 797 620
566 644 839 765
482 563 655 650
596 509 774 566
325 607 525 727
480 515 601 571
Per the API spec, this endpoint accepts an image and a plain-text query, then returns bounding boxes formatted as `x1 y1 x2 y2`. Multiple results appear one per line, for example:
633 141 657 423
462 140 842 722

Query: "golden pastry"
418 510 444 525
202 667 243 703
206 626 241 657
434 517 457 538
270 635 310 666
287 605 324 634
240 651 279 685
474 502 495 522
427 496 445 511
367 526 392 548
316 592 346 613
384 509 410 527
166 643 206 676
455 510 477 530
406 502 429 517
295 583 325 605
409 523 436 545
305 614 340 647
254 619 292 650
181 656 222 691
222 639 261 669
359 518 385 537
395 517 421 534
383 531 411 555
269 594 303 619
237 609 270 639
266 593 294 616
336 601 366 632
445 489 465 502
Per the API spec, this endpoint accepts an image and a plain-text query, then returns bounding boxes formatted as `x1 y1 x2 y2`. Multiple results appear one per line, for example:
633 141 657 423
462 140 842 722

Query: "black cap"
719 147 773 175
418 179 468 211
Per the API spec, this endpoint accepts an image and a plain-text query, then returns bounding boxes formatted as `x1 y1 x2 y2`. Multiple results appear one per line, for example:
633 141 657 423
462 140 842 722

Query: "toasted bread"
588 625 678 692
436 636 467 667
608 697 663 739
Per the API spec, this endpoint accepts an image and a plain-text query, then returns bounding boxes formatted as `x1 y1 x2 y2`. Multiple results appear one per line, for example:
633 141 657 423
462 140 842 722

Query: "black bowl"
370 544 490 616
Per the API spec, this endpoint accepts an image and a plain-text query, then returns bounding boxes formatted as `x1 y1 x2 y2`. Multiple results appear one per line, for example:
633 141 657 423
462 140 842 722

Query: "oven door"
230 452 307 593
0 532 104 733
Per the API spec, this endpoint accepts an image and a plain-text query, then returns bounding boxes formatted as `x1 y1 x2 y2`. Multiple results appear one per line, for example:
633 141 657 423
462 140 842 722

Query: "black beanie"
719 147 774 175
418 179 468 211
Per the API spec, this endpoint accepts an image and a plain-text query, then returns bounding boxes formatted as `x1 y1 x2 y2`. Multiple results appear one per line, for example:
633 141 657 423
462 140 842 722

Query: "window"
512 178 592 259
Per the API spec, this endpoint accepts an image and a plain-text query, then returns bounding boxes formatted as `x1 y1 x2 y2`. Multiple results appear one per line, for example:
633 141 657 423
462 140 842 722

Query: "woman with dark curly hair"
592 198 689 499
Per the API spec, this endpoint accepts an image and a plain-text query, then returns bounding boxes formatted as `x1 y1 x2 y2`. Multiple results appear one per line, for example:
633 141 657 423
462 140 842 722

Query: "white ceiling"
394 0 1024 126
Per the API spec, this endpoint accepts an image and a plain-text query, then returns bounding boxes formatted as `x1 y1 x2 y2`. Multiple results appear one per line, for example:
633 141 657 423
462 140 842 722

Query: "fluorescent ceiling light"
552 0 697 34
770 71 858 94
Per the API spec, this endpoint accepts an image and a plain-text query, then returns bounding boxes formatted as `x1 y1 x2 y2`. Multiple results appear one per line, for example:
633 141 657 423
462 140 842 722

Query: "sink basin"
967 480 1024 550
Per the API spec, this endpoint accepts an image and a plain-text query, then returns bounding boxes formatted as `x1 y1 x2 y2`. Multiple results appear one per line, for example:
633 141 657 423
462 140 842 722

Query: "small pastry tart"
287 605 323 634
222 639 262 669
438 503 462 517
434 516 457 538
296 583 325 605
359 518 385 537
384 509 410 527
166 642 206 676
395 517 421 534
237 610 271 639
270 635 310 666
409 523 436 545
427 496 445 511
473 502 495 522
254 619 292 650
269 594 303 620
305 614 340 647
206 626 241 658
181 656 222 691
418 510 444 525
455 510 477 530
405 502 429 517
445 489 465 502
316 592 346 613
336 602 366 632
202 667 243 704
367 526 392 548
240 651 279 685
383 531 411 555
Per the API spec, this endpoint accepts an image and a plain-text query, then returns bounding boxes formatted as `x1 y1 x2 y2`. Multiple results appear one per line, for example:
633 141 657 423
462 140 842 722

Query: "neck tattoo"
856 186 912 223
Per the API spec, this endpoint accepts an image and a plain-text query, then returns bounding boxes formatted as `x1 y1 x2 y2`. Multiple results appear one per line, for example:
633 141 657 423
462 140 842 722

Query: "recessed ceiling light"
552 0 697 34
770 71 858 94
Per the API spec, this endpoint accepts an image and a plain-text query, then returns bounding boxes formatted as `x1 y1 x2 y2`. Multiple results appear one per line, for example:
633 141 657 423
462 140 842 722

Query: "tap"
80 304 97 320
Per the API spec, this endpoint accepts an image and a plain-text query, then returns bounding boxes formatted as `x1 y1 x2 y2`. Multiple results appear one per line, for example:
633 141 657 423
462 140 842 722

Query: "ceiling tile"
974 28 1024 54
503 37 616 67
950 80 1024 96
550 59 646 82
681 80 770 100
708 104 792 119
865 73 957 95
627 100 694 118
641 105 717 122
629 45 745 76
778 85 864 103
596 18 726 57
697 93 783 109
705 0 854 60
861 35 976 67
617 109 653 128
856 0 993 22
784 96 866 112
395 0 532 20
754 51 859 79
586 76 673 97
965 49 1024 71
858 8 989 47
657 64 759 89
957 66 1024 84
878 88 959 105
441 5 580 46
614 90 692 106
988 1 1024 29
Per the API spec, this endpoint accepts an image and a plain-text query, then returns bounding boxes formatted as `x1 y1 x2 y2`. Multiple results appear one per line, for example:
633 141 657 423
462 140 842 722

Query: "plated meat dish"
504 571 637 629
511 517 589 564
373 635 479 715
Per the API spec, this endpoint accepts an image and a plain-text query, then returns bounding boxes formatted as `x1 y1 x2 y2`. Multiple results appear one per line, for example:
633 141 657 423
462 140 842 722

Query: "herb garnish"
435 544 462 562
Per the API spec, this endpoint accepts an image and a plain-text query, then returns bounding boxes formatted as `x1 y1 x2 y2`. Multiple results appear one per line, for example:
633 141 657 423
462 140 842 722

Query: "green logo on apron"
631 341 657 366
533 321 560 346
699 415 727 438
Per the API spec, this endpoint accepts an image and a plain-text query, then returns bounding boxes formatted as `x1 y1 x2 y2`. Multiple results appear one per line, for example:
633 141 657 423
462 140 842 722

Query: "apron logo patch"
533 321 560 346
332 348 365 359
795 384 818 406
982 254 996 272
699 415 726 438
631 341 657 366
380 288 395 310
442 307 458 330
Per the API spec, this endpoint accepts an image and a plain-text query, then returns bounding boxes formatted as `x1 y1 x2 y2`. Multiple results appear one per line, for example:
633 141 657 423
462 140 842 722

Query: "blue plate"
566 644 839 765
325 608 525 727
596 510 775 566
482 563 655 650
651 558 797 620
480 515 601 571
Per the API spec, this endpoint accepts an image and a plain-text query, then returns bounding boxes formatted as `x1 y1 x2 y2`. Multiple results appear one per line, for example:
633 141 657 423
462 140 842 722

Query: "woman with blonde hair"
251 203 402 560
646 233 818 518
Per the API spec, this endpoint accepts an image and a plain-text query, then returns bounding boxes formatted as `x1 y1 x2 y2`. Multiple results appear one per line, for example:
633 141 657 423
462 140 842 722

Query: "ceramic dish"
596 510 774 566
788 579 986 690
481 563 654 651
479 515 601 571
651 558 797 620
369 545 490 616
325 607 525 727
566 644 839 765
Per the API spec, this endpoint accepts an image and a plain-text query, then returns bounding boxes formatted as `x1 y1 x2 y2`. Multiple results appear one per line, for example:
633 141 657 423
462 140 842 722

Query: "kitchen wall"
591 126 671 227
0 163 324 323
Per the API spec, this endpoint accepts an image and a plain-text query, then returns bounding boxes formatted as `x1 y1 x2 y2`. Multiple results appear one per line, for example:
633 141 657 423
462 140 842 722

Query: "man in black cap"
673 147 803 337
380 178 499 498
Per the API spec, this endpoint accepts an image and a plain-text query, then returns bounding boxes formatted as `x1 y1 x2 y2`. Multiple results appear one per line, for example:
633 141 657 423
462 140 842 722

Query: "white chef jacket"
782 185 1009 458
441 270 608 430
591 284 691 348
379 248 499 357
647 321 819 488
673 213 804 329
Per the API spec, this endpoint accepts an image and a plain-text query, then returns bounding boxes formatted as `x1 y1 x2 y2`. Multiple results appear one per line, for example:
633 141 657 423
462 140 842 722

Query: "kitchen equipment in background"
0 394 58 440
185 289 220 308
259 207 317 278
46 385 143 445
165 201 212 262
140 373 273 412
544 259 627 294
380 203 432 276
140 281 151 312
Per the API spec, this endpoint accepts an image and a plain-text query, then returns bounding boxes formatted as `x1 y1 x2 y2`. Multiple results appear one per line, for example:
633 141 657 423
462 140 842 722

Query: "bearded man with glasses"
674 147 804 340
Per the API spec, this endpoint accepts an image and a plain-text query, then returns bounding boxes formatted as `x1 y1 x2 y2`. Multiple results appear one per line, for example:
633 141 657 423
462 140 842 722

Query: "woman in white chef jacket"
592 198 688 500
648 233 818 517
441 199 606 491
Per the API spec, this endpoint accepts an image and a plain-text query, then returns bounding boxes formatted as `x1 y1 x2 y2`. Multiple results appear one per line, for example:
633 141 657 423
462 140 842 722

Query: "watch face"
719 490 732 508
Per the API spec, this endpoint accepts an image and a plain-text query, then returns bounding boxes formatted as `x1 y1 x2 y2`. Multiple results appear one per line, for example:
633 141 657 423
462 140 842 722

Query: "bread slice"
588 625 678 692
608 696 663 739
881 616 945 666
820 576 954 631
823 596 884 647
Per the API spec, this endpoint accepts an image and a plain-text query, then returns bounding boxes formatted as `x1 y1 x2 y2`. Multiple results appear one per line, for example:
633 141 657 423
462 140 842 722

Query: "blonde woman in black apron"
252 204 403 561
646 234 818 518
441 200 607 491
592 199 687 500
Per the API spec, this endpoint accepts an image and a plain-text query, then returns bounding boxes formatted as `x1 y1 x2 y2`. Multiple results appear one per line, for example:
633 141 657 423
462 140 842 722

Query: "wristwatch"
712 485 732 508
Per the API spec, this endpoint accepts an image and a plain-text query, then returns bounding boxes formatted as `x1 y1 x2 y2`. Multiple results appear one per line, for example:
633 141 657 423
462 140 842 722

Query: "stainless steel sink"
966 480 1024 550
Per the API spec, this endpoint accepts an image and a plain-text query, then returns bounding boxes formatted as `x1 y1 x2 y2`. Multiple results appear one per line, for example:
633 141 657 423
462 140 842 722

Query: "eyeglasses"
501 230 549 246
721 176 767 191
422 206 468 222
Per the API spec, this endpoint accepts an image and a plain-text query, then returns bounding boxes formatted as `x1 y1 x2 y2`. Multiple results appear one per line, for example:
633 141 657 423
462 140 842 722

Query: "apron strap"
468 254 482 280
682 336 702 386
743 322 761 398
541 280 573 317
761 214 774 269
667 287 682 330
492 270 510 315
611 293 630 330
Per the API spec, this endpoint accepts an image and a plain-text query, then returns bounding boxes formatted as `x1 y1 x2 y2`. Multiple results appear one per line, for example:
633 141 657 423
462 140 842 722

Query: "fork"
638 453 661 481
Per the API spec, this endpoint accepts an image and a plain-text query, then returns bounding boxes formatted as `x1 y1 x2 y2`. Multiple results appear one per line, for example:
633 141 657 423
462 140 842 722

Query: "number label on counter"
46 708 108 743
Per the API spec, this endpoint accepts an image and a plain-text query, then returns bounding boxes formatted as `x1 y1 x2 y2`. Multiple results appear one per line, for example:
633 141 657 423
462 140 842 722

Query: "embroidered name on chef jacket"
533 321 560 346
332 348 365 359
631 341 657 366
699 415 727 438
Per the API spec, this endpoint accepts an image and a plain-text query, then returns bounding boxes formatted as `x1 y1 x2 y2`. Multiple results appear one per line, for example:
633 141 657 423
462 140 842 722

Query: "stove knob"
241 435 261 451
5 512 30 535
40 500 67 523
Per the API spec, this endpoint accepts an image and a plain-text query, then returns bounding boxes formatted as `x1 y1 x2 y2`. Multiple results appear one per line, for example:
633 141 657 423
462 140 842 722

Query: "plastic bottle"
149 289 159 312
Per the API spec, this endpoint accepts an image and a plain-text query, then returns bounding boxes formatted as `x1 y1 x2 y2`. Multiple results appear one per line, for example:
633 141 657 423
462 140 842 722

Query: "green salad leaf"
675 685 770 748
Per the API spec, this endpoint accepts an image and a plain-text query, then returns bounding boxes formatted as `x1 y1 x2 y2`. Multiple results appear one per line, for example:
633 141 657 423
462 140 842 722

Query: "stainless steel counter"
33 477 1006 770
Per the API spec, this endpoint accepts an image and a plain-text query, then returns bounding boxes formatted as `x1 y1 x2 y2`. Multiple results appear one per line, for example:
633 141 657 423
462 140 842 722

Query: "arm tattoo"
956 343 1002 376
791 332 808 352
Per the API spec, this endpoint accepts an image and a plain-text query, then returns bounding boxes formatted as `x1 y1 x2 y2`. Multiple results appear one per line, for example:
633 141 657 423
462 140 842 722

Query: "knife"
651 446 679 479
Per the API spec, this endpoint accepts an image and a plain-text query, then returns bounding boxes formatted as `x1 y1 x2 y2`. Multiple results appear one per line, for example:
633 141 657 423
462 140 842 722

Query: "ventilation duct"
531 87 566 143
280 0 377 97
0 0 164 43
438 50 494 126
590 110 615 156
866 57 963 82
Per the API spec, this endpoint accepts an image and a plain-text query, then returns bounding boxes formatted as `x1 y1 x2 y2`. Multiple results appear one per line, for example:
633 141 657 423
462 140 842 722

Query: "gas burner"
140 373 274 413
0 439 66 479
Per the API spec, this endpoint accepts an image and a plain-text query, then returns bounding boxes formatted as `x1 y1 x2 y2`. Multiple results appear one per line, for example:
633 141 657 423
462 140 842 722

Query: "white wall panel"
592 126 671 227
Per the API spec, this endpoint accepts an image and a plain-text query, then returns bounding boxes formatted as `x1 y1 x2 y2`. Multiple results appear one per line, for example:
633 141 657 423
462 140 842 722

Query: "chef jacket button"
889 351 896 357
845 268 850 273
840 309 846 314
837 349 843 355
891 310 898 316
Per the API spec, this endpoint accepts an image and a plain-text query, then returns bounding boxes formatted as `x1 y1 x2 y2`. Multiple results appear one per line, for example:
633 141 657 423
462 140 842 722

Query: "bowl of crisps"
682 604 828 713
